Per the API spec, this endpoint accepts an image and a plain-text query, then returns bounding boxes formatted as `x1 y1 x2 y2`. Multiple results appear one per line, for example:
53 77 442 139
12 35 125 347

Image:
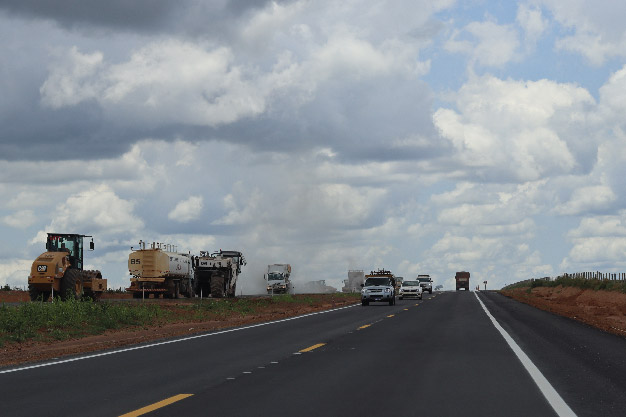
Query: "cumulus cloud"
433 74 596 182
168 195 204 223
561 210 626 270
537 0 626 65
2 210 36 229
445 20 520 67
0 259 33 287
555 185 616 215
516 4 548 49
32 184 144 240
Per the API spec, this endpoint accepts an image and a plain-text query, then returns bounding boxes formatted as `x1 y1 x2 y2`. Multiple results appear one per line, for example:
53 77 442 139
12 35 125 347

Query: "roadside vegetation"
0 293 359 347
502 276 626 293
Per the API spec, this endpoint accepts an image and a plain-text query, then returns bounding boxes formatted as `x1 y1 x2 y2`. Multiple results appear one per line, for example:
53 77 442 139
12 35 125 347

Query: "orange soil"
500 286 626 338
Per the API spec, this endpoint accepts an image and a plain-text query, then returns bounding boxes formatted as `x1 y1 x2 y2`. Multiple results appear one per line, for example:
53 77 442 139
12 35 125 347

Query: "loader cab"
46 233 93 270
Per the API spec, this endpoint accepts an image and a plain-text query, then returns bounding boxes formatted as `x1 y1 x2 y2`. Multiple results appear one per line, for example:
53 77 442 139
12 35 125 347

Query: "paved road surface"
1 291 625 416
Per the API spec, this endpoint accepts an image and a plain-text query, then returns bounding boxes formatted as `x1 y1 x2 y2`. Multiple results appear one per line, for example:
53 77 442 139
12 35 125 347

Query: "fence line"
505 272 626 289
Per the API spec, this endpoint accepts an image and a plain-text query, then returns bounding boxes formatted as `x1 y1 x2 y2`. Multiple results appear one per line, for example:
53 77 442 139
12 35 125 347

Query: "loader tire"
211 275 225 298
227 283 236 298
61 268 83 301
28 286 50 302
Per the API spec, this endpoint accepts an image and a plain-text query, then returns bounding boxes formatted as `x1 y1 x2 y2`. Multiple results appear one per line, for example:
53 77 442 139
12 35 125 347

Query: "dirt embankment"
0 294 358 368
501 286 626 337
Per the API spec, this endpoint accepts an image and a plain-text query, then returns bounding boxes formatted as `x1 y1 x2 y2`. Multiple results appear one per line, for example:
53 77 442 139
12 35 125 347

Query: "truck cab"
265 264 292 294
361 269 396 306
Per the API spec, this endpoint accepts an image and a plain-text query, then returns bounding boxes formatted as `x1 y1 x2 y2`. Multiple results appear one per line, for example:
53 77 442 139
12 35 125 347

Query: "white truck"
265 264 292 294
417 274 433 294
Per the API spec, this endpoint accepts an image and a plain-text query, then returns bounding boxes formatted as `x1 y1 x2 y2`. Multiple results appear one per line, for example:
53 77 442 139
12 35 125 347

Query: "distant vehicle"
399 280 423 300
301 280 337 294
417 274 433 294
265 264 292 294
342 270 365 293
395 276 404 293
455 271 470 291
361 269 396 306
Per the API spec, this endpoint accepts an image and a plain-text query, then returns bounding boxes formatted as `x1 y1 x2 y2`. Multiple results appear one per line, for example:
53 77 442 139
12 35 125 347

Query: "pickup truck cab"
361 271 396 306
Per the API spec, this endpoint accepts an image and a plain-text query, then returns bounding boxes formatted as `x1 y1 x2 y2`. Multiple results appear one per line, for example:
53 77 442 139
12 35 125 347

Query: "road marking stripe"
387 314 395 317
403 308 409 311
0 304 358 374
299 343 326 353
358 324 371 329
474 293 577 417
119 394 193 417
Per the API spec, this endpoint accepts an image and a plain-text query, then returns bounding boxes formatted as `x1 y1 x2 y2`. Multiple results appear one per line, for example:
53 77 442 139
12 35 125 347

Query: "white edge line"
0 303 359 375
474 292 577 417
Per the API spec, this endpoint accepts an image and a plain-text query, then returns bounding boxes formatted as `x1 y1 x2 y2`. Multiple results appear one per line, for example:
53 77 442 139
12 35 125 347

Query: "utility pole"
483 281 487 291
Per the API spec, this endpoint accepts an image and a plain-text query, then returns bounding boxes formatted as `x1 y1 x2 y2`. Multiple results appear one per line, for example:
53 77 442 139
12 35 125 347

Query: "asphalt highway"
1 291 625 416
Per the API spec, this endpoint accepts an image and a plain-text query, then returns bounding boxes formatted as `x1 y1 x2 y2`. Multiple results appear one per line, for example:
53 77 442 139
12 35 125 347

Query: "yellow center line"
415 304 419 306
387 314 395 318
403 308 409 311
299 343 326 352
358 324 371 330
120 394 193 417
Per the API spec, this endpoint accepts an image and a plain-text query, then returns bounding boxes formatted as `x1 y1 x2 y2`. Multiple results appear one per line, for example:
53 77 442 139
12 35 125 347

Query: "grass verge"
0 293 360 347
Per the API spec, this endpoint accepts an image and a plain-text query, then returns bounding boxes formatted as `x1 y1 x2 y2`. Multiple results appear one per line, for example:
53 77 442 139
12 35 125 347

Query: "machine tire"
399 296 403 300
362 300 369 306
211 275 225 298
28 286 50 302
61 268 82 301
389 297 394 306
174 282 180 299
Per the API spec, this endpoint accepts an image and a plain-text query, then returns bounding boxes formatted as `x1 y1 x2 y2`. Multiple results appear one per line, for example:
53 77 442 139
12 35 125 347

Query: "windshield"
418 277 431 283
364 277 391 286
402 281 419 286
268 272 284 281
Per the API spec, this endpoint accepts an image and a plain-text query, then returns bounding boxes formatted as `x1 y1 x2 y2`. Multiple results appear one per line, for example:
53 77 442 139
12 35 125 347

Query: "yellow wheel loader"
28 233 107 301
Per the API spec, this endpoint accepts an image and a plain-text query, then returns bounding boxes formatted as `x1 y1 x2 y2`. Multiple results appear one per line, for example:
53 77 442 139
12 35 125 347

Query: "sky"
2 0 626 293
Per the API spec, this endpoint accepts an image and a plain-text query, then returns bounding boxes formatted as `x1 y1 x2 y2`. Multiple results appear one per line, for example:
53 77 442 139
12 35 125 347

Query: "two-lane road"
1 291 625 416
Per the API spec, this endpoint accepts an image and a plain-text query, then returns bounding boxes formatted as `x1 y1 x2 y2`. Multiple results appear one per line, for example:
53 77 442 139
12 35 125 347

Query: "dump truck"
194 250 246 298
265 264 292 294
342 269 365 293
127 241 194 299
456 271 470 291
28 233 107 301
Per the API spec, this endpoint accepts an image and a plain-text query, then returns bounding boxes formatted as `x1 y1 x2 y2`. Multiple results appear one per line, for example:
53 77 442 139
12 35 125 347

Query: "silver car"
399 280 423 300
